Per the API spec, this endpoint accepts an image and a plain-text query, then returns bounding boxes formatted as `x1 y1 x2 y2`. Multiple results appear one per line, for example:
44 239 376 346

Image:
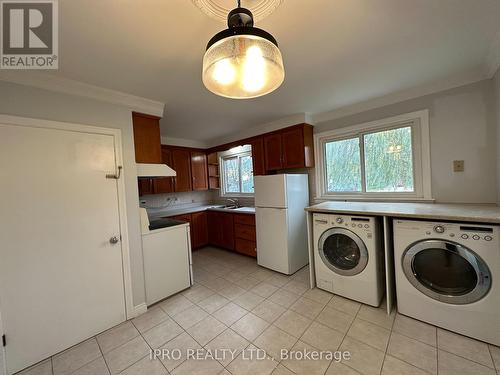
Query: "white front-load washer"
313 213 384 306
394 219 500 345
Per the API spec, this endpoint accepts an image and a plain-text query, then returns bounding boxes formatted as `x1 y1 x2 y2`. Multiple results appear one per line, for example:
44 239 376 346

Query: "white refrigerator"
254 174 310 274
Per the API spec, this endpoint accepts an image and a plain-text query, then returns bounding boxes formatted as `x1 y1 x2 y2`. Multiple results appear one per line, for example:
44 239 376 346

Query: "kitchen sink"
221 204 240 209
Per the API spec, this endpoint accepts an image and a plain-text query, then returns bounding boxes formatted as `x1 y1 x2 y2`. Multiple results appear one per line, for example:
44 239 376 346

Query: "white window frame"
315 110 432 201
219 145 254 198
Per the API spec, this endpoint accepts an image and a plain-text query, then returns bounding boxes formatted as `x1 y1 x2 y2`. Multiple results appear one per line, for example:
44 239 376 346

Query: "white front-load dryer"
313 213 384 307
394 219 500 345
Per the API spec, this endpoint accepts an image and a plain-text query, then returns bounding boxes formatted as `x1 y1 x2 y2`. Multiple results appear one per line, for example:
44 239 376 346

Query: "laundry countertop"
305 202 500 224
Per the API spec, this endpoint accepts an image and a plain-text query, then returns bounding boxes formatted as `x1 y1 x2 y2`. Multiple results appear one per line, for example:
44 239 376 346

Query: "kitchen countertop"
305 201 500 224
208 206 256 214
148 204 256 219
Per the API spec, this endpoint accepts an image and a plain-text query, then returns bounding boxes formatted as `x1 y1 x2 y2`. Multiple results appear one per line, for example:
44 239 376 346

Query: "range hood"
136 163 176 178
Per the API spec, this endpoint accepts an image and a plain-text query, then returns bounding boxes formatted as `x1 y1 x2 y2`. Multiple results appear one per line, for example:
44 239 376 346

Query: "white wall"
314 79 497 204
494 69 500 203
0 81 147 308
0 307 5 375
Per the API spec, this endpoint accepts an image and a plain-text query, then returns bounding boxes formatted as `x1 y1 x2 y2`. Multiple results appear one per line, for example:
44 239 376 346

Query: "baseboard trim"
132 303 147 318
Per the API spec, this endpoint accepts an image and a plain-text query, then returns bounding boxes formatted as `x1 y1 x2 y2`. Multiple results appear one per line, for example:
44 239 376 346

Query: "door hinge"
2 334 6 347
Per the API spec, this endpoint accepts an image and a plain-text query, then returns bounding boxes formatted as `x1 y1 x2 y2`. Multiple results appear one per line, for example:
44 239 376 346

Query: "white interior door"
0 122 126 374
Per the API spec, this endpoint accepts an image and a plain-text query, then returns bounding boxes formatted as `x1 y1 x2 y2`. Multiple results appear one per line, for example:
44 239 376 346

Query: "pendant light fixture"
202 0 285 99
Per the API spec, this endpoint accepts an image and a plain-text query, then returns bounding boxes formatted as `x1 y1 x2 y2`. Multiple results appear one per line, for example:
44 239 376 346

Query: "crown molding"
312 68 487 124
485 26 500 78
160 136 209 149
0 72 165 117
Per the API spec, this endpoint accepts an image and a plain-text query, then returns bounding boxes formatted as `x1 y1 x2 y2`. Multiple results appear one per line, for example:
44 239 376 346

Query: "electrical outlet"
453 160 464 172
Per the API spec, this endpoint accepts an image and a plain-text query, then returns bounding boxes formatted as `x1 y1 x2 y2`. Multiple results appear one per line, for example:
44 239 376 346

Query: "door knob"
109 236 120 244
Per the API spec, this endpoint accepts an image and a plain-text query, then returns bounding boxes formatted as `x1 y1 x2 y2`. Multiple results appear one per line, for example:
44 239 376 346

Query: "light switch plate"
453 160 464 172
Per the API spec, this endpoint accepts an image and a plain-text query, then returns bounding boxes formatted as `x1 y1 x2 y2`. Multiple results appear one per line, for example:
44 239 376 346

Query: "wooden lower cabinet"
234 223 256 241
233 213 257 257
207 210 221 246
191 211 208 249
220 212 235 250
208 211 235 250
170 212 208 249
173 214 191 222
235 238 257 257
168 210 256 256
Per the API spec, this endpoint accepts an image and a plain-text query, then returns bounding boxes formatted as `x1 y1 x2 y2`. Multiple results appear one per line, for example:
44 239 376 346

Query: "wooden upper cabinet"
249 137 266 176
154 147 174 194
138 179 154 196
132 112 162 163
282 127 306 169
191 151 209 191
289 124 314 168
263 124 314 172
264 133 283 171
171 148 192 192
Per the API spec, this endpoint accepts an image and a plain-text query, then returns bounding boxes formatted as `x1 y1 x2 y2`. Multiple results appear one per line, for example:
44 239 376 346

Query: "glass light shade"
202 34 284 99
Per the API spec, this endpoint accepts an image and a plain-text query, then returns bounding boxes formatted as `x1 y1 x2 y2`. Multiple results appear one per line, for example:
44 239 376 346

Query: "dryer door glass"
402 240 491 304
412 249 476 295
318 228 369 276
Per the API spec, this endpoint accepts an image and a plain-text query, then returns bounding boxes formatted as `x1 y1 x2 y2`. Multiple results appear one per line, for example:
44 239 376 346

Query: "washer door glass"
402 240 491 304
319 228 368 276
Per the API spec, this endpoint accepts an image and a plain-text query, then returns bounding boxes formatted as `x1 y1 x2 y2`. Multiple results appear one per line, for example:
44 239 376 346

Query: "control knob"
336 217 344 224
434 225 445 234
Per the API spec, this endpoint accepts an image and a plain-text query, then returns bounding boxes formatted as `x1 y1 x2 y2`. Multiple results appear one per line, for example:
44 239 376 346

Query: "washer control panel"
396 220 497 243
313 214 374 231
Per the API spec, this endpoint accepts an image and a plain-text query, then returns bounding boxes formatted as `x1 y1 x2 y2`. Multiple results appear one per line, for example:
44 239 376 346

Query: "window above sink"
219 145 255 198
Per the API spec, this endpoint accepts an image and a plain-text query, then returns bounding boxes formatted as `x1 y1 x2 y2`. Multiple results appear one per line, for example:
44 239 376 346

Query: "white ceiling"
45 0 500 143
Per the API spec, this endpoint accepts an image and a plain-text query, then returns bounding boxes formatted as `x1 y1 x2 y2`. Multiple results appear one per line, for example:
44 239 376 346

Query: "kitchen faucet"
226 198 240 208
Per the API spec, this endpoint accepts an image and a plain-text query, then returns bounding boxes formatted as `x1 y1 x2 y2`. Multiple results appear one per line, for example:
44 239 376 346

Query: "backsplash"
139 190 217 209
140 189 256 211
212 196 255 207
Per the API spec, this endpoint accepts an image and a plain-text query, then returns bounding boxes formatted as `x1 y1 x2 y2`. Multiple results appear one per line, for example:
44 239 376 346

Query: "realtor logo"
1 0 58 69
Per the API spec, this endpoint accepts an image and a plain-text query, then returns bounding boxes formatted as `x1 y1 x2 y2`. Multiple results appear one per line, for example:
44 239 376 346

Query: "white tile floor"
18 246 500 375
